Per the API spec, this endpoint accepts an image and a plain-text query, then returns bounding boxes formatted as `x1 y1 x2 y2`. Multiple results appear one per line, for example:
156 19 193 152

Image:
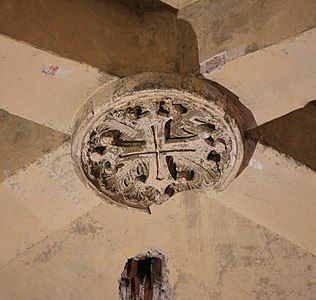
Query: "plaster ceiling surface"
0 34 116 134
206 29 316 126
0 0 315 299
0 142 103 266
0 188 315 299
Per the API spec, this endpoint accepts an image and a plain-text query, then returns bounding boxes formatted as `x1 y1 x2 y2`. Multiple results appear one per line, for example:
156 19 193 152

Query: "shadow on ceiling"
249 100 316 172
0 0 199 77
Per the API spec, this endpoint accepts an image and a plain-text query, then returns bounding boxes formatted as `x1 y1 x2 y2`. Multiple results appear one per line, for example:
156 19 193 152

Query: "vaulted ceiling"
0 0 315 299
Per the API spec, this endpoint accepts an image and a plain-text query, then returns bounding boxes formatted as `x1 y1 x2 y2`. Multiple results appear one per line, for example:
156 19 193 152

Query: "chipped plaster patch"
5 175 28 199
69 217 103 238
119 250 174 300
249 158 263 170
33 241 64 263
42 64 74 78
200 44 246 75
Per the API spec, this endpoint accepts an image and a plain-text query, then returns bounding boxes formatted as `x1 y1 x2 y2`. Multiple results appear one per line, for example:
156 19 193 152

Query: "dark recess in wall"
119 251 173 300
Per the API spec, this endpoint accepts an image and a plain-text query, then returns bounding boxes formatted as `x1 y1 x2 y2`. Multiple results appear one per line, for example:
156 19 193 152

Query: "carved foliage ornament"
72 75 244 210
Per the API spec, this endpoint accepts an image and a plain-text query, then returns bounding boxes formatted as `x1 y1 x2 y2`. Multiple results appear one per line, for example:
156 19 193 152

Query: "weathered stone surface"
72 73 245 209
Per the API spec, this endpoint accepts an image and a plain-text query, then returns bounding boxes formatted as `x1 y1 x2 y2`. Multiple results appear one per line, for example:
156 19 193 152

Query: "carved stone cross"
120 124 197 182
73 79 242 210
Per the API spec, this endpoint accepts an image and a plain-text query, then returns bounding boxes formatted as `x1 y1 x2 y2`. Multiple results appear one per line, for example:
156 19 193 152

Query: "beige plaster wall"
205 29 316 126
0 188 315 299
0 34 116 134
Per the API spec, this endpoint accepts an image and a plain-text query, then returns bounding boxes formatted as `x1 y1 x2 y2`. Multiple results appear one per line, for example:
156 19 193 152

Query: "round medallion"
72 73 244 210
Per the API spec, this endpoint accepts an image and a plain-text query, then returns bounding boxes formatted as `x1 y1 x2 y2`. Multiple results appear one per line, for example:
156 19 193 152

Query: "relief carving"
72 74 244 210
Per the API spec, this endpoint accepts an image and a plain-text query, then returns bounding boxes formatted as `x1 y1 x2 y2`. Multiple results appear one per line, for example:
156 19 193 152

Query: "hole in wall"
119 250 173 300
